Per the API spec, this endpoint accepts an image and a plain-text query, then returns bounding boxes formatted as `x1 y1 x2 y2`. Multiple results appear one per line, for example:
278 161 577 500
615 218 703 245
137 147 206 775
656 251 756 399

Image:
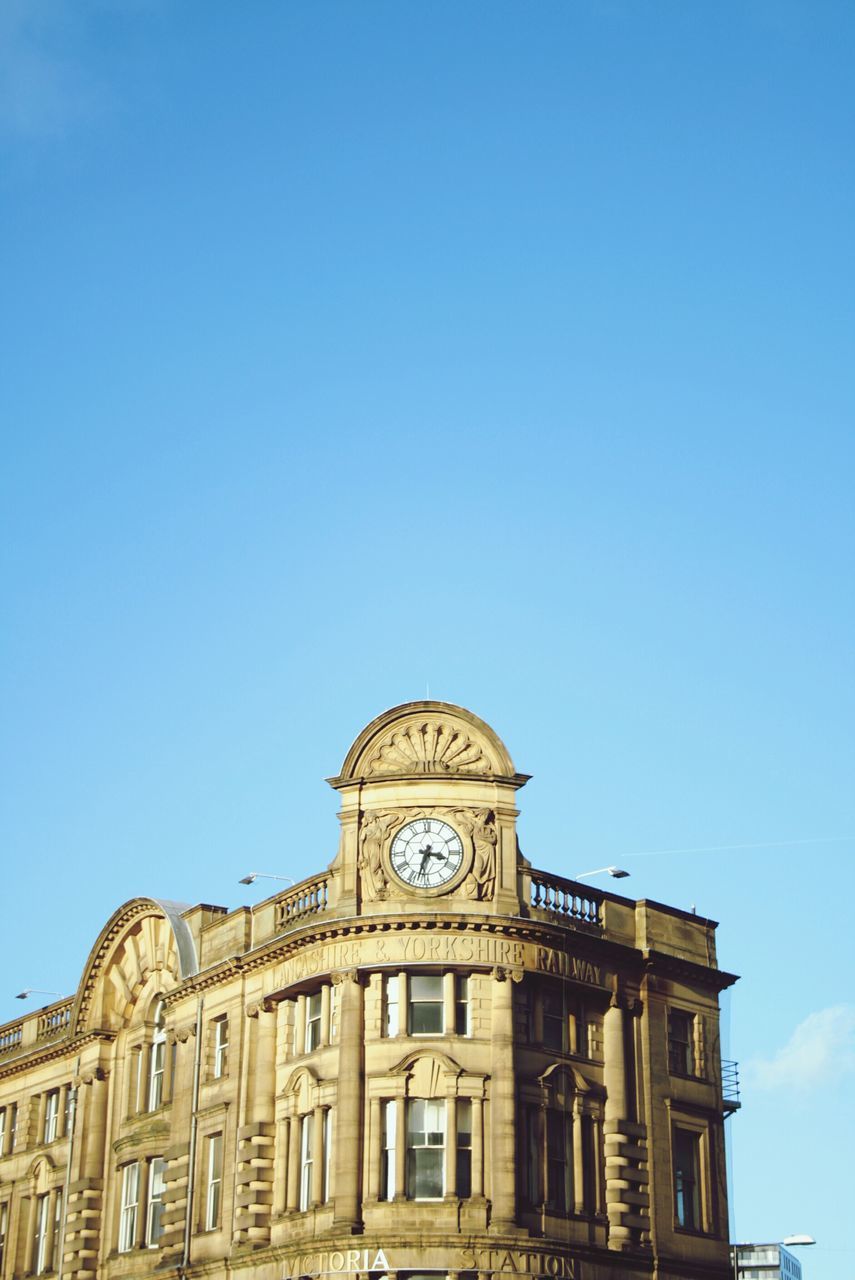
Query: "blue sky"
2 2 853 1272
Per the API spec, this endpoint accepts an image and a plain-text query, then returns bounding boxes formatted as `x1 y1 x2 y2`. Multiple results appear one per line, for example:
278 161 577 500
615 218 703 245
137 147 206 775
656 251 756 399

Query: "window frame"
118 1161 140 1253
33 1193 50 1275
305 993 322 1053
146 1157 166 1248
407 975 444 1036
672 1122 706 1232
406 1098 446 1200
668 1008 697 1077
43 1090 60 1144
148 1001 167 1111
212 1016 229 1080
204 1133 223 1231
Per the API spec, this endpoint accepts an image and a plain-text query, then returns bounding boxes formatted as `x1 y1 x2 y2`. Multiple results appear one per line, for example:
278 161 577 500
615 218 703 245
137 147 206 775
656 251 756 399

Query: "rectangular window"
542 990 567 1052
64 1088 73 1138
408 976 443 1035
43 1091 60 1144
205 1134 223 1230
323 1109 332 1203
213 1017 228 1079
668 1010 696 1076
119 1162 140 1252
299 1114 314 1211
406 1099 445 1200
51 1190 63 1271
673 1126 701 1229
305 993 322 1052
382 1101 396 1200
0 1200 7 1274
571 1003 590 1057
455 976 470 1036
0 1108 5 1155
146 1158 166 1247
7 1104 16 1153
385 976 400 1037
456 1099 472 1197
33 1193 50 1274
546 1111 572 1213
149 1042 165 1111
524 1105 542 1206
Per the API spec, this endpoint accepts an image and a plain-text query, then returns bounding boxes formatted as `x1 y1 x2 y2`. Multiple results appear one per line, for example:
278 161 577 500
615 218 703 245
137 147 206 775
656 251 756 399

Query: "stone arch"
333 701 519 782
71 898 198 1036
390 1049 465 1097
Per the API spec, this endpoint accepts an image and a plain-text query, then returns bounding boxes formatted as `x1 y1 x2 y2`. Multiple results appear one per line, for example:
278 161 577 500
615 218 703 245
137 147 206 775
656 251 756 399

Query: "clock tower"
326 701 531 917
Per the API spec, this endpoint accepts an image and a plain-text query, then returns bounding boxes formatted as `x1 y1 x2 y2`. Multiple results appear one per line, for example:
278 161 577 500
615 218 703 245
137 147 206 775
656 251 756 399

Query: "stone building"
0 702 738 1280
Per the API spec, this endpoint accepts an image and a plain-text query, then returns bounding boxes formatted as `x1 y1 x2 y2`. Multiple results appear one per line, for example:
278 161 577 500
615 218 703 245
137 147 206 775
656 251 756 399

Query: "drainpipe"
56 1057 80 1280
182 997 204 1273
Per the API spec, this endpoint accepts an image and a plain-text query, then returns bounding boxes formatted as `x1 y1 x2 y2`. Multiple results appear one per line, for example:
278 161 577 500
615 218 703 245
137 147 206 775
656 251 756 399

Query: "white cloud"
744 1005 855 1092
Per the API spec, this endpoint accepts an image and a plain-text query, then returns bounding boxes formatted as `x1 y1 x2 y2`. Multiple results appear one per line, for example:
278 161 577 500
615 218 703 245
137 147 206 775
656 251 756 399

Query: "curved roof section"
71 897 198 1035
331 700 522 785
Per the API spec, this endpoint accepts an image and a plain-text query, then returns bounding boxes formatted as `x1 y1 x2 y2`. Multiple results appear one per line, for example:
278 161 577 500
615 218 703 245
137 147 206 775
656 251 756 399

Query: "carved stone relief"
363 719 495 777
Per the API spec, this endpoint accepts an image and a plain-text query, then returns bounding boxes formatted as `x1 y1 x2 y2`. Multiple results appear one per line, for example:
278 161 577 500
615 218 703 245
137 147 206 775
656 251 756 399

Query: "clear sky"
2 2 853 1273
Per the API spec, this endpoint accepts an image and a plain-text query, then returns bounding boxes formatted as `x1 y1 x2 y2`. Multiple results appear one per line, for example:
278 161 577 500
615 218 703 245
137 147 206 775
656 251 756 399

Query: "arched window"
148 1001 166 1111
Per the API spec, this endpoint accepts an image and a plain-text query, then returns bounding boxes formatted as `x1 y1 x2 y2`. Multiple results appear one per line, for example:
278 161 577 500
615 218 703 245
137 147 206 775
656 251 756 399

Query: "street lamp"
15 989 62 1001
575 866 630 881
238 872 296 886
782 1237 815 1248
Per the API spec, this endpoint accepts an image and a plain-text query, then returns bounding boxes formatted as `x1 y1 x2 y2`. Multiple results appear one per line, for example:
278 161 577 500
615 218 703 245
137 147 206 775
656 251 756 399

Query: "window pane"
409 1003 443 1034
385 976 399 1037
410 975 442 1000
408 1147 443 1199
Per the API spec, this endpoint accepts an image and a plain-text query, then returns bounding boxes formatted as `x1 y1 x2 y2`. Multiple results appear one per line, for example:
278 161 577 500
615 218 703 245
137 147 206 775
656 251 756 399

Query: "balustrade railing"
37 1002 72 1040
274 873 330 931
0 1023 23 1055
528 869 604 927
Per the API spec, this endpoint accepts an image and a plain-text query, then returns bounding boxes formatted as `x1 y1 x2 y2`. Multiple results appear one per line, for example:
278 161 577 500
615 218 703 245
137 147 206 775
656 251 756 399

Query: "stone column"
603 999 631 1247
489 968 517 1230
471 1098 484 1197
445 1095 457 1198
368 1098 382 1201
286 1117 301 1212
236 1001 277 1244
443 973 456 1035
332 970 363 1231
573 1101 585 1214
394 1098 406 1201
311 1106 325 1206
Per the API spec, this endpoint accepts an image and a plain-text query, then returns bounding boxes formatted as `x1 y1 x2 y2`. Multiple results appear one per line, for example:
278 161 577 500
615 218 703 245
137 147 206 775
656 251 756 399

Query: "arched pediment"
331 702 520 784
390 1048 463 1077
72 898 198 1036
537 1062 598 1099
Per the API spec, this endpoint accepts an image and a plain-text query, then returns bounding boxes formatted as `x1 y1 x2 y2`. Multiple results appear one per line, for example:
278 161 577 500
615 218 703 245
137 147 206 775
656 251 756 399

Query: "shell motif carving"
363 720 494 776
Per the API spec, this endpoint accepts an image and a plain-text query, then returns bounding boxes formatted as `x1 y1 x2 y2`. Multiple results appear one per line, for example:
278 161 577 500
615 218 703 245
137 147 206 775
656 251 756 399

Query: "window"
456 1100 472 1197
0 1200 7 1274
51 1191 63 1270
146 1158 166 1247
64 1088 74 1138
673 1126 701 1229
149 1001 166 1110
408 976 443 1035
0 1108 6 1156
546 1111 572 1213
213 1017 228 1079
385 976 400 1037
119 1162 140 1252
323 1108 332 1202
305 993 322 1053
7 1104 16 1154
43 1091 60 1144
382 1101 397 1200
406 1100 445 1199
299 1114 314 1211
205 1134 223 1230
33 1194 50 1274
543 990 566 1052
668 1010 695 1076
455 977 470 1036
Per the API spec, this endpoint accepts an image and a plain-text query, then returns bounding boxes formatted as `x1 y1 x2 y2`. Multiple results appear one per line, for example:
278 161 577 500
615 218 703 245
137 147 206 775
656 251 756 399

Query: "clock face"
389 818 464 889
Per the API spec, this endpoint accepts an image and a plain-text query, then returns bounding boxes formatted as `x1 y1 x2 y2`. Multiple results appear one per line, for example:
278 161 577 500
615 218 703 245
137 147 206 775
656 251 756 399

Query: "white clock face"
389 818 464 888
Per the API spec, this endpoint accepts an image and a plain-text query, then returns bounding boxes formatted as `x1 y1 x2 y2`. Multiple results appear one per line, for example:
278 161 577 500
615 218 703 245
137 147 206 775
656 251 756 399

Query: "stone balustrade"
528 868 604 927
273 873 330 931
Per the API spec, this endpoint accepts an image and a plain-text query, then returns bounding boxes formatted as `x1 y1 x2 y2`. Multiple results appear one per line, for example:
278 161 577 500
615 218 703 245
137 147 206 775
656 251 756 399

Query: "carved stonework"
358 811 400 901
363 719 495 776
458 808 497 900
